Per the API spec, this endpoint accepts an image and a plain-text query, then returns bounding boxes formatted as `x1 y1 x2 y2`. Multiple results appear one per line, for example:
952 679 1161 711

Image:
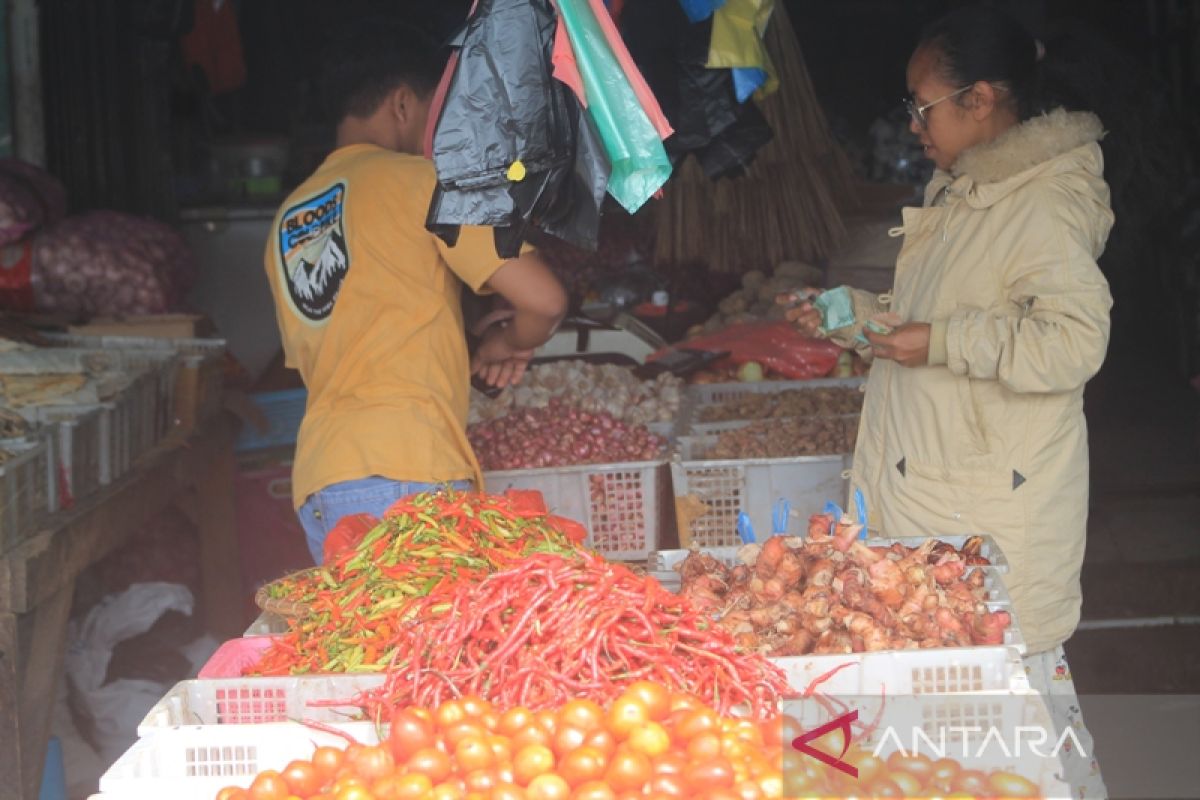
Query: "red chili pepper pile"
249 490 585 675
354 552 790 720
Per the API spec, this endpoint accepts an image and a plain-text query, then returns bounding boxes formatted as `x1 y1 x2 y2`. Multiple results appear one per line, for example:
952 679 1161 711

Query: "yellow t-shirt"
264 144 507 508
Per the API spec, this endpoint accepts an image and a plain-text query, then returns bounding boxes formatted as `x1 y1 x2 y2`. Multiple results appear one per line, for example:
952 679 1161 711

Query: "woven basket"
254 568 320 617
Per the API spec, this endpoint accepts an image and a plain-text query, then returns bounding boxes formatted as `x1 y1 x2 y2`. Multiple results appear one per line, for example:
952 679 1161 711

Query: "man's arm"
470 251 567 387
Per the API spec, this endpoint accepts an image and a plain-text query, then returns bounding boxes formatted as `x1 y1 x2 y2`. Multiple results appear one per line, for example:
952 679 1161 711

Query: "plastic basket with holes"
677 376 867 434
0 434 56 550
670 420 854 549
36 404 106 506
484 459 668 561
138 674 387 735
46 333 227 433
100 721 380 800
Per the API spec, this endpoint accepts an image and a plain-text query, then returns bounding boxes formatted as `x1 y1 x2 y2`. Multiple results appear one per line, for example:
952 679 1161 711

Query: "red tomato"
436 700 468 730
557 700 604 733
249 770 291 800
552 724 587 758
406 748 453 784
570 781 616 800
281 760 322 797
216 788 250 800
514 744 556 786
606 697 650 739
373 773 432 800
604 749 652 793
683 756 735 791
557 746 608 788
456 736 496 772
389 710 436 762
623 682 670 722
348 745 395 781
526 774 571 800
312 747 347 783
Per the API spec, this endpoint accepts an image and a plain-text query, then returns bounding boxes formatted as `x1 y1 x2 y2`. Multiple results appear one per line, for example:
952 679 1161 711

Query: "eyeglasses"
904 85 971 129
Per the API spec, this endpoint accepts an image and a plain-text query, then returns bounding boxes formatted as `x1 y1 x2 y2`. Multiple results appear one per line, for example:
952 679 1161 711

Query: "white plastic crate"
678 376 866 433
101 721 380 800
485 459 667 561
36 404 106 505
671 446 853 549
139 675 387 733
0 435 55 550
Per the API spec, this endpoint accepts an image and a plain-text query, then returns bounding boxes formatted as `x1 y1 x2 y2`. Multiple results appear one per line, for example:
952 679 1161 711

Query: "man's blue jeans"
297 477 471 564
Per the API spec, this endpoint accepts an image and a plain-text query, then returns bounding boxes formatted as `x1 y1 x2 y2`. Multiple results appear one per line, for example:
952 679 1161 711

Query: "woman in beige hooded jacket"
791 11 1113 657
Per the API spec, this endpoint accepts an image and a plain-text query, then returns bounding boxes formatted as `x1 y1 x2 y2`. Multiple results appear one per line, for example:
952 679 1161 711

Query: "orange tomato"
512 724 553 751
334 784 376 800
581 729 616 761
557 700 605 733
444 721 490 749
988 770 1040 797
551 725 588 759
622 682 670 722
557 746 608 788
886 750 933 783
460 695 493 719
431 780 468 800
249 770 291 800
437 700 469 730
347 745 395 781
570 781 616 800
604 749 652 793
456 736 496 773
627 722 670 758
406 747 453 784
513 744 556 786
606 696 650 739
464 769 499 793
674 709 719 742
525 774 571 800
929 757 961 790
686 732 722 762
312 747 347 783
216 788 251 800
281 760 322 797
683 756 735 792
373 773 432 800
499 707 535 737
489 782 527 800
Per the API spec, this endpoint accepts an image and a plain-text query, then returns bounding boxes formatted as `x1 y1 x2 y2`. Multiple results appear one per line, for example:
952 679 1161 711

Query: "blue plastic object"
732 68 767 102
736 511 756 544
678 0 726 23
772 498 790 535
39 736 65 800
235 388 308 452
854 488 868 537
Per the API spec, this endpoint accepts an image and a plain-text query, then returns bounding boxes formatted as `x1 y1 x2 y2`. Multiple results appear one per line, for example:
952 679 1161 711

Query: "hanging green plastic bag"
707 0 778 99
555 0 673 213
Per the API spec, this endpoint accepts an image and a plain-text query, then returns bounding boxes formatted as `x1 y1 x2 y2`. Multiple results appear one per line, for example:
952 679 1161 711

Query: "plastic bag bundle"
30 211 195 315
0 159 68 246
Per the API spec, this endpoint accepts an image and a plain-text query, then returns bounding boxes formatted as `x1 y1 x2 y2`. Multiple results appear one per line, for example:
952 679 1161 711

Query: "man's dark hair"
319 18 445 122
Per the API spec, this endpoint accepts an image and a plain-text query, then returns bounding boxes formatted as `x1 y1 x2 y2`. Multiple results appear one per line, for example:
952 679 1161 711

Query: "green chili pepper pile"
249 490 584 675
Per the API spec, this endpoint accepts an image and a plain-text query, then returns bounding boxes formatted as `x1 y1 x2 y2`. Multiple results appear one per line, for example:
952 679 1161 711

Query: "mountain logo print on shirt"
278 182 349 322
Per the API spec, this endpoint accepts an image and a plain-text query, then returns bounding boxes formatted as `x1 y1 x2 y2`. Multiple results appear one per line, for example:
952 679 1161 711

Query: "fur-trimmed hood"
953 108 1104 183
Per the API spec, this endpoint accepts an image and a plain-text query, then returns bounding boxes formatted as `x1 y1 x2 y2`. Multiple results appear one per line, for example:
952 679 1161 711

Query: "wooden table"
0 414 242 800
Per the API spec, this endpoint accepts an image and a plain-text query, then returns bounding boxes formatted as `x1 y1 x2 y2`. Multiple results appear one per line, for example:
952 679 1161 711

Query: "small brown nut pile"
698 386 863 423
704 416 856 459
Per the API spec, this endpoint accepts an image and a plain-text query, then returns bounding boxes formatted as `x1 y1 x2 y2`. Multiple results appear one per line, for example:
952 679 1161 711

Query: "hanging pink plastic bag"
652 320 842 379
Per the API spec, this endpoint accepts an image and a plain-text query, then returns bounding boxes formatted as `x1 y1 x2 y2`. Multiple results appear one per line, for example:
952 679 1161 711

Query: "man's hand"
471 325 534 388
865 322 931 367
777 288 824 338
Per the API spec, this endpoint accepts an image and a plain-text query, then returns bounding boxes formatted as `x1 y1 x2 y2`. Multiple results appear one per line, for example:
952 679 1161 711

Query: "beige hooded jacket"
840 109 1114 654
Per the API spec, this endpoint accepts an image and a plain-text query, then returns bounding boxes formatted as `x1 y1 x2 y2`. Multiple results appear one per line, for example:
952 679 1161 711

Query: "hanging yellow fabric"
707 0 779 99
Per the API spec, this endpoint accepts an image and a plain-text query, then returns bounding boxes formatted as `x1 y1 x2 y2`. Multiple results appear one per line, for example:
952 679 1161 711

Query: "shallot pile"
470 399 666 471
30 211 194 315
469 360 682 426
677 516 1011 656
703 416 856 459
697 386 864 423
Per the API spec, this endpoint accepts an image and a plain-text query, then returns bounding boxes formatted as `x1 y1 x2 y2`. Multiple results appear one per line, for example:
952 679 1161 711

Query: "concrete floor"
1064 336 1200 798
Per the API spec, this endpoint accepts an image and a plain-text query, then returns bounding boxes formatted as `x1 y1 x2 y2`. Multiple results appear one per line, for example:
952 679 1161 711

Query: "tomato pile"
217 685 786 800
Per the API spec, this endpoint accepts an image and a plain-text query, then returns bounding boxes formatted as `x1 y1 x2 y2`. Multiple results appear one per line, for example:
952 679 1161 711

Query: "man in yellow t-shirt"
264 20 567 564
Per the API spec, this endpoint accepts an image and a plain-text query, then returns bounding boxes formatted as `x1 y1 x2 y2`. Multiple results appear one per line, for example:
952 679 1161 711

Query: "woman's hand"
865 322 931 367
776 288 823 338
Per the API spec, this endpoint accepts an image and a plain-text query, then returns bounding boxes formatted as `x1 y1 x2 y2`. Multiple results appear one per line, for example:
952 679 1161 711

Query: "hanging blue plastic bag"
556 0 674 213
677 0 726 23
731 67 767 102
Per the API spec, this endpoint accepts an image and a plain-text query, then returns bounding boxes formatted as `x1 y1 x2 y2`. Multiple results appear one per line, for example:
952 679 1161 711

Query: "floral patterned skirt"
1024 646 1109 799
